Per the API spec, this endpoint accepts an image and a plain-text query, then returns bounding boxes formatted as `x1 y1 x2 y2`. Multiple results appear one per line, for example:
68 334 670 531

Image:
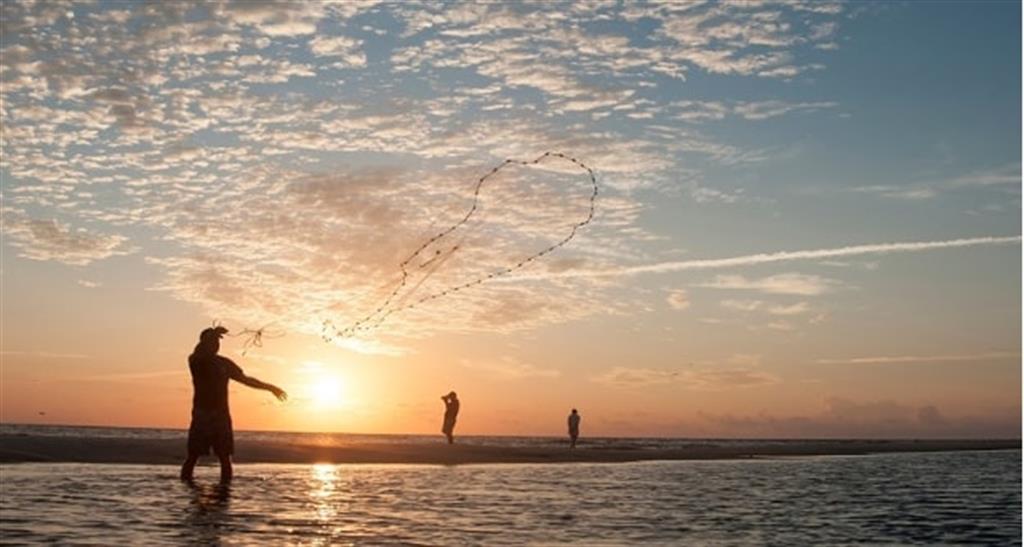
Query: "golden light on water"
310 463 338 527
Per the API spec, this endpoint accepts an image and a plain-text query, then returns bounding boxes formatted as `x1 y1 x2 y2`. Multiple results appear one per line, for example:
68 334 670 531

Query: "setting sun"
306 375 345 409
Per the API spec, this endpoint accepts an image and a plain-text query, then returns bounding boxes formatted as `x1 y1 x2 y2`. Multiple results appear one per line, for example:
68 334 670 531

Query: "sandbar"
0 435 1017 465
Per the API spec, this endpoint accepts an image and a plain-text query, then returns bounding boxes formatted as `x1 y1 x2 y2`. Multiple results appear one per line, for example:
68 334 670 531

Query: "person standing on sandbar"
568 408 581 448
441 391 460 444
180 326 287 483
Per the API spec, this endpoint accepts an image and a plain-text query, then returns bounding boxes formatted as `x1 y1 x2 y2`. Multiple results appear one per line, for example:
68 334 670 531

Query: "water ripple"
1 450 1019 545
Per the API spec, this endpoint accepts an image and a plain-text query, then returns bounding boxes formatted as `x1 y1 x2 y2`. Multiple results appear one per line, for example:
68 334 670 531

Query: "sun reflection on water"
311 463 339 527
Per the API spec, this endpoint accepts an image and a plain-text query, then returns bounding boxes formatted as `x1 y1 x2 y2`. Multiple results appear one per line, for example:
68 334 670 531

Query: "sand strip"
0 435 1017 465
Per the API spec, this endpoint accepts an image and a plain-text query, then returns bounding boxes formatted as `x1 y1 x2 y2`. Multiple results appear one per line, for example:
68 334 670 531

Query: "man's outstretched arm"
239 374 288 401
229 365 287 401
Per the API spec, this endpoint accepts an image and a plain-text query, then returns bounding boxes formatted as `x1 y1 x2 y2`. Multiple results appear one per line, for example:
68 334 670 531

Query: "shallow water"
1 451 1019 545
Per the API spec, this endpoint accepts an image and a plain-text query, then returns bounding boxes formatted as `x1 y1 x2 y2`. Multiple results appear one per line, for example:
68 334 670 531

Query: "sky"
1 0 1020 439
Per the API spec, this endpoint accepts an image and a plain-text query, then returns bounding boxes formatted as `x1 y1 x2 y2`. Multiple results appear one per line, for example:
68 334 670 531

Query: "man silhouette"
441 391 460 444
568 408 581 448
180 326 287 483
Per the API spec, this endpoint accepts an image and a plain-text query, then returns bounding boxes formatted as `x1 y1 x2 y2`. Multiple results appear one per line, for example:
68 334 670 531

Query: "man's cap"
200 326 229 342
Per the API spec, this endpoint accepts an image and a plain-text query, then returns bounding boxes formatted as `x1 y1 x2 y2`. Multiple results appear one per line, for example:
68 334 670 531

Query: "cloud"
666 289 690 310
815 351 1020 365
852 163 1021 200
134 154 629 345
947 163 1022 188
721 299 763 311
697 397 1020 438
309 35 366 66
671 100 730 122
852 185 937 200
670 100 837 123
719 299 813 325
698 273 838 296
591 366 679 387
733 100 838 120
591 357 777 390
767 302 810 316
763 320 796 332
3 217 133 266
213 2 327 36
683 367 778 390
388 0 845 101
461 357 560 379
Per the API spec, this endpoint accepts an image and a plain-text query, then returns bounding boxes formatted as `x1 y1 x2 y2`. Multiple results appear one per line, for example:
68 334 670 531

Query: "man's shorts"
187 408 234 457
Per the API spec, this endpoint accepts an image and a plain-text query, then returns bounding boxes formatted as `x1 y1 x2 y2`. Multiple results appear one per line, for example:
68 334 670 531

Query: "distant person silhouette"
180 326 287 483
441 391 460 444
568 408 581 448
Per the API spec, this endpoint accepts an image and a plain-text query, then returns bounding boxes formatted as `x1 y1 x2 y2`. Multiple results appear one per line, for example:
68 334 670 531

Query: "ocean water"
1 450 1019 545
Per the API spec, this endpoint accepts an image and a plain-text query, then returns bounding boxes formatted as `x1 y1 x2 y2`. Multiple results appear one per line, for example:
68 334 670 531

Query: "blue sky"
1 1 1020 436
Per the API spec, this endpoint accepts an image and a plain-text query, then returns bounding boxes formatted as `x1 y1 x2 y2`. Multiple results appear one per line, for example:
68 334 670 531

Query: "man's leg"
216 451 233 483
214 415 234 483
180 454 199 481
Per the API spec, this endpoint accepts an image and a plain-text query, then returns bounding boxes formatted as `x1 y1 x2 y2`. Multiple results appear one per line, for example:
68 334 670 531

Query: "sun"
307 374 344 408
298 361 348 409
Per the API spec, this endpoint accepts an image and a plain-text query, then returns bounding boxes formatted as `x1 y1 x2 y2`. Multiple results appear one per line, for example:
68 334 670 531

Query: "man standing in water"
180 326 287 483
568 408 581 448
441 391 460 444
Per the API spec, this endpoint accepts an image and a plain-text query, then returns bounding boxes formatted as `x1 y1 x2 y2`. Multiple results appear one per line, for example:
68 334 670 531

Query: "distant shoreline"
0 433 1017 465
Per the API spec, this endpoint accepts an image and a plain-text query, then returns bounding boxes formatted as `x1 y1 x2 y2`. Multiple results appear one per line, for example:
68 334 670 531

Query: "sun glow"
309 376 344 407
300 361 346 409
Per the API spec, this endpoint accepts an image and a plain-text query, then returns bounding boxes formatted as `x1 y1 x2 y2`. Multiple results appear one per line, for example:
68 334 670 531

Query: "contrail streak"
816 351 1020 364
511 235 1021 280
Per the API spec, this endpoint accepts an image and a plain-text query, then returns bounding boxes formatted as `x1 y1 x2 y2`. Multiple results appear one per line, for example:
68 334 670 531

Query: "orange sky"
1 1 1021 439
